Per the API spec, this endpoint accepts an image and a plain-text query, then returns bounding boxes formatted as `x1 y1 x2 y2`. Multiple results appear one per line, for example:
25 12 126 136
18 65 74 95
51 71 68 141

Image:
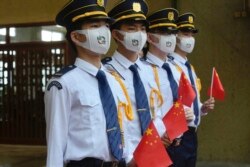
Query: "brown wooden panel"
0 42 68 145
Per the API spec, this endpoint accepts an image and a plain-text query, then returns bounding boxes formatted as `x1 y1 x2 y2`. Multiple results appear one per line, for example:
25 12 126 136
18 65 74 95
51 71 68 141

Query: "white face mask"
74 26 111 55
177 36 195 53
151 34 176 54
118 30 147 53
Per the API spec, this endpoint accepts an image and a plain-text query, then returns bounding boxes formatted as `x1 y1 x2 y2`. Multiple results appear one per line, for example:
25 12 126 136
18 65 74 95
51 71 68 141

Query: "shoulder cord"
118 102 126 147
190 65 202 92
111 72 134 121
150 65 164 118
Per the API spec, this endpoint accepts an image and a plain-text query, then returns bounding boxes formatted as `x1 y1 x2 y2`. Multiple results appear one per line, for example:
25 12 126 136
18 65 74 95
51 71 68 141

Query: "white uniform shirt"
168 52 204 127
145 52 175 118
45 58 127 167
104 51 166 162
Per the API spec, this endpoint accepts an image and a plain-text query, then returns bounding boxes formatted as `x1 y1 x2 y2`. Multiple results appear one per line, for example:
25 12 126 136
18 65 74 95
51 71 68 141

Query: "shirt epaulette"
167 55 175 61
143 57 158 67
167 56 183 73
167 55 176 65
140 56 147 61
105 63 125 80
101 57 112 64
53 65 76 78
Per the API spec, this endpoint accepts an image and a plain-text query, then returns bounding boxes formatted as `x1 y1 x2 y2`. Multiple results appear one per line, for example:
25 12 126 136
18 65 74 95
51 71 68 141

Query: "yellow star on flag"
174 102 180 108
145 128 153 136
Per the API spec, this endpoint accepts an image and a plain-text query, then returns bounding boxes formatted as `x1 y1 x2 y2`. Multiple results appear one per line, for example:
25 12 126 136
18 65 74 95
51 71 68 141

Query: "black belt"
188 126 197 133
67 157 126 167
170 127 197 147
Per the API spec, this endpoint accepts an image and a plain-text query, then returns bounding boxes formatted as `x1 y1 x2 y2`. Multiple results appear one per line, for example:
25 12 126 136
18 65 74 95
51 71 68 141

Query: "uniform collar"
113 50 143 70
171 52 188 65
74 57 104 76
146 52 165 67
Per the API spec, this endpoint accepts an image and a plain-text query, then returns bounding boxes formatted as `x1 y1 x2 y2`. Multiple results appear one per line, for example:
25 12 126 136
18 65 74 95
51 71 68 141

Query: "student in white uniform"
143 8 195 148
167 13 215 167
44 0 128 167
102 0 166 166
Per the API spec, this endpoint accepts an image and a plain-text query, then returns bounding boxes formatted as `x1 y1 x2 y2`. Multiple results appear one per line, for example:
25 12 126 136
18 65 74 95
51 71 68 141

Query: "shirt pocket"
116 92 126 104
147 81 159 97
159 79 170 91
160 82 172 100
79 93 103 126
148 81 164 114
195 78 201 97
148 80 157 90
126 82 136 104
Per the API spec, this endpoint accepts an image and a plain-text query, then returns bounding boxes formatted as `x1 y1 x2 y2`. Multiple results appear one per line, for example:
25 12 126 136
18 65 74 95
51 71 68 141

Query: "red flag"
178 72 196 107
163 101 188 141
208 68 225 100
134 121 172 167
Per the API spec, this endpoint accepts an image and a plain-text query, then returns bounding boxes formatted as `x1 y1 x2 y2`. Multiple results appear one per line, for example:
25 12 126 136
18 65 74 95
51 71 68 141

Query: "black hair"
65 20 85 53
148 27 178 34
178 27 198 34
110 19 148 31
141 42 149 60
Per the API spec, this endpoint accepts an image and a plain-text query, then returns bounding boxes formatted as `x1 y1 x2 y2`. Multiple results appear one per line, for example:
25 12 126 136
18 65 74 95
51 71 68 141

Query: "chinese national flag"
208 68 225 100
178 72 196 107
134 121 172 167
163 101 188 141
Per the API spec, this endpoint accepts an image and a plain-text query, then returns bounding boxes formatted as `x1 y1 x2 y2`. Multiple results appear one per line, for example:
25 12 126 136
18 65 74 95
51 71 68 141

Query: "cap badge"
188 16 193 23
133 2 141 12
168 12 174 21
97 0 104 6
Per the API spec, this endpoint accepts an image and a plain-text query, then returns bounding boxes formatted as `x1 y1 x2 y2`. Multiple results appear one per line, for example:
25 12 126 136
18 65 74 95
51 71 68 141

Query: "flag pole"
210 67 215 98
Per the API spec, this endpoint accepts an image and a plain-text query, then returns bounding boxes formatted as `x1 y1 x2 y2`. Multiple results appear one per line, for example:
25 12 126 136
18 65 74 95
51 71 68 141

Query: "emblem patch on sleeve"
47 81 63 91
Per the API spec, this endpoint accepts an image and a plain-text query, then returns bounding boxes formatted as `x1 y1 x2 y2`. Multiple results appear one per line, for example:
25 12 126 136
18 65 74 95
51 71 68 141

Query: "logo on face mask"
132 39 139 46
186 43 192 48
97 36 106 45
166 41 172 47
118 30 147 52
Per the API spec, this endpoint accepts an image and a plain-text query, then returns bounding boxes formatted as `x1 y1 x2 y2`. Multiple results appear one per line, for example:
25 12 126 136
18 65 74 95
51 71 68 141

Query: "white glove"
185 108 195 122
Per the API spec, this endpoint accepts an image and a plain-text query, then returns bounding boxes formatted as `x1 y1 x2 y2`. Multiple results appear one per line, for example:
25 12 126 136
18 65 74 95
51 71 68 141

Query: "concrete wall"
0 0 68 25
177 0 250 163
0 0 249 163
